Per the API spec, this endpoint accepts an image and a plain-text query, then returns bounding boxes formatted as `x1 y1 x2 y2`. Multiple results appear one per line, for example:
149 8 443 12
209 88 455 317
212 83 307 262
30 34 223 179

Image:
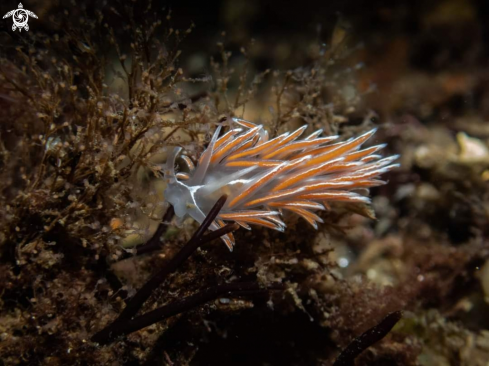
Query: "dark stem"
92 282 284 344
116 195 228 322
133 206 175 256
199 223 240 245
333 310 403 366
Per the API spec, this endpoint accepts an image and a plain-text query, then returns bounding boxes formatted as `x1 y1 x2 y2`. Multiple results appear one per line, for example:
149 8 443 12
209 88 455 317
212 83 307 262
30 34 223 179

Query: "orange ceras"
162 118 398 251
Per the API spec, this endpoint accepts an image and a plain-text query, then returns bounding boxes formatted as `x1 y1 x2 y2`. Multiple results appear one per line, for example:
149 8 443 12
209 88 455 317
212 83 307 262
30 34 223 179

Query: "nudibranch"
163 118 398 251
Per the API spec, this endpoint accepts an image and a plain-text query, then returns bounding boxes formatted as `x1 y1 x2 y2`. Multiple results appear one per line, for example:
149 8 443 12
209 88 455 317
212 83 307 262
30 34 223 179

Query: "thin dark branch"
161 91 209 111
116 195 228 322
199 223 240 245
91 195 242 345
135 211 238 256
162 126 180 142
91 282 284 344
333 310 403 366
134 206 175 256
113 220 237 303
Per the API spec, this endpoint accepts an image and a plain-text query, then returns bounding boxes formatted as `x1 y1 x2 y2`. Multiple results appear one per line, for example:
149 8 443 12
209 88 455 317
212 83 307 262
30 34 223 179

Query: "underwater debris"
163 117 399 250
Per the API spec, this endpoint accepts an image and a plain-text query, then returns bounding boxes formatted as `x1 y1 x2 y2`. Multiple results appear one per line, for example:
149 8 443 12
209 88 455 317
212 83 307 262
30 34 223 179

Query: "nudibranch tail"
163 118 399 251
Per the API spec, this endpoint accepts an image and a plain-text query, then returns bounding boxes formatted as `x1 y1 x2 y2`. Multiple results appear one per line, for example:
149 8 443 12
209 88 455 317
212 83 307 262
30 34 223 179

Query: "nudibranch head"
163 118 398 251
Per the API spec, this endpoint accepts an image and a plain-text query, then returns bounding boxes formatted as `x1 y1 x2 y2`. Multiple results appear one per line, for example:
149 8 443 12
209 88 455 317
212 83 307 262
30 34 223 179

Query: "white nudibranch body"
163 118 399 251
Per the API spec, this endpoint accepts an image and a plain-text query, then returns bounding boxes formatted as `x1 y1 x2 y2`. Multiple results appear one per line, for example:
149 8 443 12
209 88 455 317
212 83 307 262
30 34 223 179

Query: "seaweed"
333 310 403 366
1 0 489 365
